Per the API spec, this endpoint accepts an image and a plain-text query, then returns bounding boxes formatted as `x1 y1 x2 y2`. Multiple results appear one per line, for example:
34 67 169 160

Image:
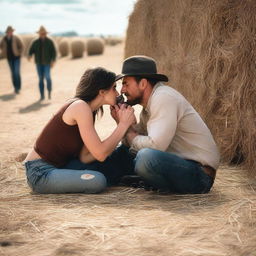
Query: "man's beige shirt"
131 82 220 170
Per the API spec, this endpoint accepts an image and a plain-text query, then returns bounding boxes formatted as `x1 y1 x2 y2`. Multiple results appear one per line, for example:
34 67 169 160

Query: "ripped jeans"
24 145 135 194
24 159 107 194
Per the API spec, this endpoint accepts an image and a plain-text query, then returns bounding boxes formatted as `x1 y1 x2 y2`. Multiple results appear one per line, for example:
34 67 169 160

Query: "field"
0 43 255 256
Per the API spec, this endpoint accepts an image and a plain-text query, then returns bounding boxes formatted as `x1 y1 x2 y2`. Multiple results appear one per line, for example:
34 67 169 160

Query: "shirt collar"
145 82 163 112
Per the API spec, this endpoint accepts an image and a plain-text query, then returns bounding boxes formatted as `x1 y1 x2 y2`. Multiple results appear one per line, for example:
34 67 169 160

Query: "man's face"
7 31 13 37
121 76 143 106
39 32 47 39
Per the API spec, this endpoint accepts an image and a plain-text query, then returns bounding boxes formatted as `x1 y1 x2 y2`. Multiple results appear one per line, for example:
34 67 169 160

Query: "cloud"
1 0 81 4
0 0 136 35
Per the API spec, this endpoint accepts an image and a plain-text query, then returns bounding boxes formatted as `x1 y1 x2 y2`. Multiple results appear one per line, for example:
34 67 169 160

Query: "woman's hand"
110 104 120 124
118 104 136 128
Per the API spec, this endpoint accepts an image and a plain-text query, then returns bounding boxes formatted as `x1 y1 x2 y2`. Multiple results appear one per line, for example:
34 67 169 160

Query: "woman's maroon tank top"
34 99 84 167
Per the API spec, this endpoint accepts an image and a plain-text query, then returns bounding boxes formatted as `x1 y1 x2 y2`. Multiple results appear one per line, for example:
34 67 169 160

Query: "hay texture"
70 39 85 58
58 38 70 57
87 38 104 55
125 0 256 176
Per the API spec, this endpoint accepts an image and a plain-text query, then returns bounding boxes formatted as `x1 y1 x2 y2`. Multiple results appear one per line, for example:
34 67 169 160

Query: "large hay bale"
71 39 85 58
58 38 70 57
125 0 256 176
87 38 104 55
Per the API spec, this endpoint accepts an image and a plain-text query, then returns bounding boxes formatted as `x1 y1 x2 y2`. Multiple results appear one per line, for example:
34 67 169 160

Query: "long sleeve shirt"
130 82 220 170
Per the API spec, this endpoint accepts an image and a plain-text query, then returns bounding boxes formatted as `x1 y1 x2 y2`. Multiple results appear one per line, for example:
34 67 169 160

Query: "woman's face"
102 83 119 105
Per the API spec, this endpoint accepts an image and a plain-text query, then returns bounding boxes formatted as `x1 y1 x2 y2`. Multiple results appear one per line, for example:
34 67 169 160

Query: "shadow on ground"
19 100 50 113
0 93 16 101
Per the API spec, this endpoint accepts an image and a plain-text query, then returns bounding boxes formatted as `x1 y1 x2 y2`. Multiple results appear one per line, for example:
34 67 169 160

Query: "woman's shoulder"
66 98 88 108
64 98 91 114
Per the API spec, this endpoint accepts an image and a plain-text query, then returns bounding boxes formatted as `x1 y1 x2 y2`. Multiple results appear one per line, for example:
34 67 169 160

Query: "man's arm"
130 92 180 152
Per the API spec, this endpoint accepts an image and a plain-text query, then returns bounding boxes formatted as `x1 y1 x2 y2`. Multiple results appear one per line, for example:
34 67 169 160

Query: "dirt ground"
0 43 255 256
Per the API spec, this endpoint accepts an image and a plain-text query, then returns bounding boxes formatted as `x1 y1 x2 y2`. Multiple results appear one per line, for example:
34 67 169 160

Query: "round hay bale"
59 39 70 57
125 0 256 176
87 38 104 55
20 34 37 57
71 39 85 58
105 36 123 46
0 36 3 59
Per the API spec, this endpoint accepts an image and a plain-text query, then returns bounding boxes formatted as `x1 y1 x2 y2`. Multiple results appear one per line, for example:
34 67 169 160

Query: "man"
28 26 56 101
0 26 23 94
112 55 220 194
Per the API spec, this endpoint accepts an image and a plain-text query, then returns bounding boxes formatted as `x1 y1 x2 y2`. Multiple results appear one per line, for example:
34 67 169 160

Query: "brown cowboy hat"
5 26 15 33
115 55 168 82
36 26 49 34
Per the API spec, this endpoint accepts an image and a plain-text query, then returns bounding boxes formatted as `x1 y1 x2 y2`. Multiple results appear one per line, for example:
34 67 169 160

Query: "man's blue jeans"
36 64 52 99
134 148 214 194
7 57 21 93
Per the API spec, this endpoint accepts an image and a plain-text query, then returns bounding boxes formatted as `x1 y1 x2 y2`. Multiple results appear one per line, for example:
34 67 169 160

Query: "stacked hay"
87 38 104 55
59 38 70 57
125 0 256 176
71 38 85 58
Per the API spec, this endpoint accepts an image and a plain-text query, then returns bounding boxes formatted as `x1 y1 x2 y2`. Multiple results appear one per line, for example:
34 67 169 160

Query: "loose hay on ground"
0 159 255 256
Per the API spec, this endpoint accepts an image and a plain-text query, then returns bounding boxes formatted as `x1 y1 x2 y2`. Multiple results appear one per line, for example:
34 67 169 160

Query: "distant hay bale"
59 39 70 57
105 36 123 46
71 39 85 58
0 36 3 59
87 38 104 55
20 34 37 57
125 0 256 176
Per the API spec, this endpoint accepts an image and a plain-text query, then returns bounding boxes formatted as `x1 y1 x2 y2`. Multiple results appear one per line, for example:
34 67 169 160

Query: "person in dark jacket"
28 26 57 100
0 26 24 94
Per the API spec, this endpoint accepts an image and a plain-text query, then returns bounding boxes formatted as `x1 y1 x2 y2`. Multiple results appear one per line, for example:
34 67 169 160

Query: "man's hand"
51 61 55 68
27 56 32 61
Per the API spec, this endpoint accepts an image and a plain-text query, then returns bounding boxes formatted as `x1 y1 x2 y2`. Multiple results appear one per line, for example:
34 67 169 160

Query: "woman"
24 67 135 194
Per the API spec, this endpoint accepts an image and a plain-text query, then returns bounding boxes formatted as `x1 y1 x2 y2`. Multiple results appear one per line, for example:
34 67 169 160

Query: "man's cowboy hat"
115 55 168 82
5 26 15 33
36 26 49 34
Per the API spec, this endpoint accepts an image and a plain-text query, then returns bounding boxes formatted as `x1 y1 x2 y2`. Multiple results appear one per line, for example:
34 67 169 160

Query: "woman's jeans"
36 64 52 99
25 159 107 194
24 146 135 194
24 145 214 194
8 57 21 93
134 148 214 194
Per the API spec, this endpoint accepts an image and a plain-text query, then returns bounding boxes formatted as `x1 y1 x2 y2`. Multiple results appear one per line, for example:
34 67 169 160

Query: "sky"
0 0 136 36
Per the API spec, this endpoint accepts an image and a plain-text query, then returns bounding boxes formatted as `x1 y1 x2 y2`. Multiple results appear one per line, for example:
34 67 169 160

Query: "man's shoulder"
46 37 54 43
154 84 183 100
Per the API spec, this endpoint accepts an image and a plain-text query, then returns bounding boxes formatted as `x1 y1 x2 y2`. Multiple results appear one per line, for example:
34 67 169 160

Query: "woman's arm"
79 146 96 163
67 100 135 162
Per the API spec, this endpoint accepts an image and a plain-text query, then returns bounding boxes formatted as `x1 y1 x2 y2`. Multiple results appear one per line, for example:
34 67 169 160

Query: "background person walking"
0 26 24 94
28 26 56 101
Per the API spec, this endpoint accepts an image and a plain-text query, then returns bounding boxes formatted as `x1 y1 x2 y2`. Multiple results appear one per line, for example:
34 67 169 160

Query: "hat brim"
37 31 48 34
115 73 168 82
